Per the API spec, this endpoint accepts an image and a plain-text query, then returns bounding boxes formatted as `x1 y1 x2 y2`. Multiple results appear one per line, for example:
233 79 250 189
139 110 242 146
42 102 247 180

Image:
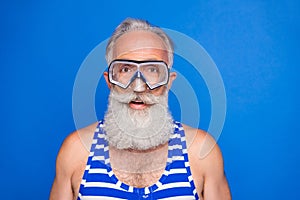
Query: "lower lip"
129 102 148 110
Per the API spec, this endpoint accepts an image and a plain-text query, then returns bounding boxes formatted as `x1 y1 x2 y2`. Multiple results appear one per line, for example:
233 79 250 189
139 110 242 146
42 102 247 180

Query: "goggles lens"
108 60 169 89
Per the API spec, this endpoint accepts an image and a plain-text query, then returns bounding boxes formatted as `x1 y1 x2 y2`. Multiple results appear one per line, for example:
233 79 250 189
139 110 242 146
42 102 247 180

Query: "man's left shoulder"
182 123 221 160
182 124 211 148
181 123 231 199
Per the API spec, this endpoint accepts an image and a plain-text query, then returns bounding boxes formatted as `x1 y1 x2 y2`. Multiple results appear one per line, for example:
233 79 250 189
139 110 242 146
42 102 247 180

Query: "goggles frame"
108 59 170 90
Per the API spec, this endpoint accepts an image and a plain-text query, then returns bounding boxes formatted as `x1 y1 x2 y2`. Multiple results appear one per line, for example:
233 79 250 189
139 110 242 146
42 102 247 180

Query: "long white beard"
103 88 174 150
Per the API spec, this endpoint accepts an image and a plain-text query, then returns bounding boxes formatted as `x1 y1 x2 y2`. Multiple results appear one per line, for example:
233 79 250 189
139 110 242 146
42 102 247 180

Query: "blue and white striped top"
78 121 199 200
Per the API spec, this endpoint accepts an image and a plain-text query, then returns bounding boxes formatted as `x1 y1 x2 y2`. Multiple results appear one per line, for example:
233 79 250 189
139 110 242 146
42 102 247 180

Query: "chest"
113 167 166 188
75 122 202 198
71 147 168 195
109 145 168 188
72 155 203 200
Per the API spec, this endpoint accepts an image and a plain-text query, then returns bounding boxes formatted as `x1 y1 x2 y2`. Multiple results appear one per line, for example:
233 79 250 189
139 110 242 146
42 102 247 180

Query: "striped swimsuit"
78 121 199 200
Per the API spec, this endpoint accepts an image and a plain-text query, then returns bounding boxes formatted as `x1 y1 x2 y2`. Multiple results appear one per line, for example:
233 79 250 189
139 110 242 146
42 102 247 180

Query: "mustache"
110 89 162 105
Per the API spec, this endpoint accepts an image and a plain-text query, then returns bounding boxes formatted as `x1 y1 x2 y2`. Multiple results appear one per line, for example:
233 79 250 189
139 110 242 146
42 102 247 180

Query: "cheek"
112 85 135 94
150 86 168 96
112 85 127 93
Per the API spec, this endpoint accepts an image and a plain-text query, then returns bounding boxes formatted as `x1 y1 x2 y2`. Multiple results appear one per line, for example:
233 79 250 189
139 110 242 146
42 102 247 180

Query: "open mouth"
130 100 145 105
129 100 147 110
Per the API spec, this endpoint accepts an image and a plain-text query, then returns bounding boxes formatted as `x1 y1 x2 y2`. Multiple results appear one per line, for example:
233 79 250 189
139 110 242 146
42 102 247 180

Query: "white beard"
103 88 174 150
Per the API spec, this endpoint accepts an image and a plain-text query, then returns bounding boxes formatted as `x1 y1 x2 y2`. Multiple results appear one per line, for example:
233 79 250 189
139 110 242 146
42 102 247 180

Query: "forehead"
113 30 169 62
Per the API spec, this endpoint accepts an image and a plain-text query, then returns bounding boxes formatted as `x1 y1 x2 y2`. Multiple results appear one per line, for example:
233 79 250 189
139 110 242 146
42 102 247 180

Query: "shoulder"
50 122 99 199
183 124 231 199
182 123 225 178
56 122 98 174
182 123 222 161
76 122 99 152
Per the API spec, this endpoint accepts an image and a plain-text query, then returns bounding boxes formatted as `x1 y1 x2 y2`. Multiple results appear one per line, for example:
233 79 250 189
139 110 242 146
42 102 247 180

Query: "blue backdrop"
1 1 299 199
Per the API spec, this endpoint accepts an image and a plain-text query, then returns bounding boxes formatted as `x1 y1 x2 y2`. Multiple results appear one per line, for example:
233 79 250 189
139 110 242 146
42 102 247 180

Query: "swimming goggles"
108 59 170 90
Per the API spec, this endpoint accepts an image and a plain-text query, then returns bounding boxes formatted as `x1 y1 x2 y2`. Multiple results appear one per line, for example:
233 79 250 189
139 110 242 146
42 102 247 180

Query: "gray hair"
105 18 174 67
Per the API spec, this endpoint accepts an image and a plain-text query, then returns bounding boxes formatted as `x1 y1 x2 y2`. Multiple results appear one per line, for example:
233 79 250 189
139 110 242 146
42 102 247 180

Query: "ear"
103 71 112 89
167 72 177 89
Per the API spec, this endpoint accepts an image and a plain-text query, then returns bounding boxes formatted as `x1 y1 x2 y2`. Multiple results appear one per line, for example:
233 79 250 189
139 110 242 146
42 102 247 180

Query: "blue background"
1 0 299 199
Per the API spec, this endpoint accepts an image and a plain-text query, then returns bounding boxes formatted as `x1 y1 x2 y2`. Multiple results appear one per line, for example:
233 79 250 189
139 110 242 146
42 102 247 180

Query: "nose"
132 78 147 92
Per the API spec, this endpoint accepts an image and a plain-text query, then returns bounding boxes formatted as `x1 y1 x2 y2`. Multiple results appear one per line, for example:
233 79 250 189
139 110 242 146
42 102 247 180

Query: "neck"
109 142 169 173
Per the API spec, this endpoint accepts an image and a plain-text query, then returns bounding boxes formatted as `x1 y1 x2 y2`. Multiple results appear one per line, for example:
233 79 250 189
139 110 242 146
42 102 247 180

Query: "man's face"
103 30 176 150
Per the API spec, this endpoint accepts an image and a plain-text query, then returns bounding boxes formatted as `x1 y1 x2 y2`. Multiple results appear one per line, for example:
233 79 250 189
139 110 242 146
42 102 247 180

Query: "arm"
202 138 231 200
50 132 83 200
188 129 231 200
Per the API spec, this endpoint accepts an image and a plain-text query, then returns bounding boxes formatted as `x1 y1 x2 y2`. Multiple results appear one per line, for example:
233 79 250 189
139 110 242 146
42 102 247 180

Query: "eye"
146 65 159 73
119 65 133 73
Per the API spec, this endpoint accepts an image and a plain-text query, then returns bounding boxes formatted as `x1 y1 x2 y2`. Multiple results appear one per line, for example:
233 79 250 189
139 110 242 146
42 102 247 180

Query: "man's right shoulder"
75 122 99 152
63 122 98 151
56 122 99 172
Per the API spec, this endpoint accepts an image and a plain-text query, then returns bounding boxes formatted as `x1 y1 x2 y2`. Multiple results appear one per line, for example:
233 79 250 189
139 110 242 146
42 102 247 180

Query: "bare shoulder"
182 124 231 199
50 122 99 199
58 122 98 167
182 124 221 176
76 122 99 152
56 128 89 174
183 124 221 160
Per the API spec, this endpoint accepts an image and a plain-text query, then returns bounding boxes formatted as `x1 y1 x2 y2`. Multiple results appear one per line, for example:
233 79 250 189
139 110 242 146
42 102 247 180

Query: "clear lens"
112 62 137 86
140 63 167 85
109 60 169 89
